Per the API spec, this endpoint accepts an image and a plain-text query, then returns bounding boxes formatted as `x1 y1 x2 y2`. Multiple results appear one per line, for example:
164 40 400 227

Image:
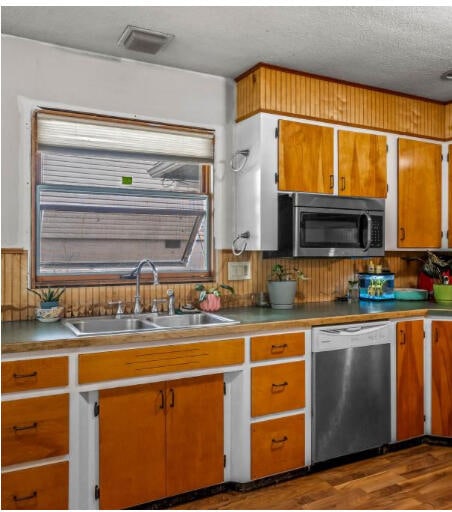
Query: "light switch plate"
228 261 251 280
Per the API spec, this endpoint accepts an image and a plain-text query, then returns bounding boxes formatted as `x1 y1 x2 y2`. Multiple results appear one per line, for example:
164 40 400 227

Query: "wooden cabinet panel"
251 332 305 362
2 394 69 466
99 374 224 509
1 461 68 510
397 138 442 248
251 414 305 480
251 361 305 417
338 131 387 198
2 357 68 393
79 338 244 384
278 120 334 193
431 321 452 437
166 374 224 496
99 383 166 509
448 146 452 247
396 320 424 440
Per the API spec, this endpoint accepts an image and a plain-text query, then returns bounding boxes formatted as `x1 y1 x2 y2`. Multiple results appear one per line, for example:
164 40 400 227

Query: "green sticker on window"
122 176 133 185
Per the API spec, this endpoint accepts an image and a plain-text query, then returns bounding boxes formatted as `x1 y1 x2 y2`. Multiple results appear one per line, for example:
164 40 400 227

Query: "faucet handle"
151 298 167 313
108 300 124 317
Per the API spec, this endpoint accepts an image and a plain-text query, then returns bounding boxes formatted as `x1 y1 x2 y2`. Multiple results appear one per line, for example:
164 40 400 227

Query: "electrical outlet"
228 261 251 280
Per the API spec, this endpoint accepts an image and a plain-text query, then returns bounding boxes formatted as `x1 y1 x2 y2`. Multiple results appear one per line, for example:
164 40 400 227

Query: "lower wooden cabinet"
251 414 305 480
1 461 68 510
251 361 305 417
99 373 224 509
396 320 424 440
1 394 69 466
431 321 452 437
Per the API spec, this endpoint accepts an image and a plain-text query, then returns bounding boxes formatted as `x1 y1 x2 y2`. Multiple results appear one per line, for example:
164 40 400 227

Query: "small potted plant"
194 283 234 312
267 264 307 309
27 287 65 322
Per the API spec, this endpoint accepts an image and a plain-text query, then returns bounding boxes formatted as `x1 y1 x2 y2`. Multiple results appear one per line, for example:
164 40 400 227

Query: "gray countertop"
2 300 451 354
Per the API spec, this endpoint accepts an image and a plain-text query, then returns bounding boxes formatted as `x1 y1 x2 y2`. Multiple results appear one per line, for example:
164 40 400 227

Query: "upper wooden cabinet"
278 120 334 193
448 145 452 248
397 138 442 248
338 131 387 198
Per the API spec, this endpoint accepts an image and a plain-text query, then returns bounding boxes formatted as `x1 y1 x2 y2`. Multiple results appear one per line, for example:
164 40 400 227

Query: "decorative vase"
36 303 64 322
199 294 221 312
267 280 297 309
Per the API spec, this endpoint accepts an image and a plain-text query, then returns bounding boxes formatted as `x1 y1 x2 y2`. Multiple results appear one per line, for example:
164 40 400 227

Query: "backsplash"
2 248 423 322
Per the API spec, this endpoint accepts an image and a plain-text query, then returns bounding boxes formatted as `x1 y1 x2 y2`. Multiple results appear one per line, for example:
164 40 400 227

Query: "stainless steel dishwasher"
312 322 392 463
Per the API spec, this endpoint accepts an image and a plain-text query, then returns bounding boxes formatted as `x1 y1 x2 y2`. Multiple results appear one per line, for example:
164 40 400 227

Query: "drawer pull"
271 343 288 351
272 435 288 444
13 371 38 379
169 388 175 408
159 389 165 409
272 381 288 389
13 491 37 502
13 422 38 432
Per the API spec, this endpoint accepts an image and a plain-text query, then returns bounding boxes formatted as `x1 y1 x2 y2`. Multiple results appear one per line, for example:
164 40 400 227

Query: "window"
32 110 214 286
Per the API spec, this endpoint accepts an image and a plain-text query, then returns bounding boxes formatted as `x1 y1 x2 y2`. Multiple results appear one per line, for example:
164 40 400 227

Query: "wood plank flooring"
171 445 452 509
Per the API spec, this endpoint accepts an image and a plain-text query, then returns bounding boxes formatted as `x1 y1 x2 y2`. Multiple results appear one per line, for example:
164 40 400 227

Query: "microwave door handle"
361 211 372 251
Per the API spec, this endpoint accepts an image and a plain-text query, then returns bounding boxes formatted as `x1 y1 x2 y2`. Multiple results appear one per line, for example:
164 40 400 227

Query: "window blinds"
37 112 215 163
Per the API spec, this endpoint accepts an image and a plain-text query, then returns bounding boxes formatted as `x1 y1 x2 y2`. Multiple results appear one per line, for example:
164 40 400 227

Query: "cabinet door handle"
13 371 38 379
13 422 38 432
13 491 37 502
272 381 288 389
272 436 288 444
434 328 439 343
271 343 288 351
159 389 165 409
400 227 406 241
169 388 175 408
340 176 346 191
329 174 334 189
400 330 406 345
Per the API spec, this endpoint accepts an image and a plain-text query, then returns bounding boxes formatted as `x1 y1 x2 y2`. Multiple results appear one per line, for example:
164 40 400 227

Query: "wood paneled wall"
236 64 448 140
446 103 452 140
2 248 423 322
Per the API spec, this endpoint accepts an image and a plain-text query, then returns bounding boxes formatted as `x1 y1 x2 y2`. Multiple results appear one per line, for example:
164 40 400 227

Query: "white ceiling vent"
118 25 174 55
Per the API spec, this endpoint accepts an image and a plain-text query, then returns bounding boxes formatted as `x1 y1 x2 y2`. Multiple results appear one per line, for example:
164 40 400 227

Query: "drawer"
251 414 305 479
2 461 68 510
2 394 69 466
79 338 244 384
251 361 305 417
2 357 68 393
251 332 305 361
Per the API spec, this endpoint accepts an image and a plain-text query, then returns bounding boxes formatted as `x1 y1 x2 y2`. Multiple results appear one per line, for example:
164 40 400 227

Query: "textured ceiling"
2 5 452 102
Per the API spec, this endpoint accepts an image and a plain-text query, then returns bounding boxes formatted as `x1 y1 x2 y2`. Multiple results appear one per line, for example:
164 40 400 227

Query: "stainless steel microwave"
265 193 385 258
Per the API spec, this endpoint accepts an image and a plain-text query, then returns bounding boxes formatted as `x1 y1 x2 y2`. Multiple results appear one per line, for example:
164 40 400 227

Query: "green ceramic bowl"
433 284 452 303
394 288 428 301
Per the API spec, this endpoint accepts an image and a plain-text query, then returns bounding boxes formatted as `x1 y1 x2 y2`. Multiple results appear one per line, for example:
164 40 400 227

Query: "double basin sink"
62 311 239 337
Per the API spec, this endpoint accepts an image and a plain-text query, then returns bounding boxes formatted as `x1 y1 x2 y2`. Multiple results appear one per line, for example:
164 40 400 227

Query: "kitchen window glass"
32 110 214 286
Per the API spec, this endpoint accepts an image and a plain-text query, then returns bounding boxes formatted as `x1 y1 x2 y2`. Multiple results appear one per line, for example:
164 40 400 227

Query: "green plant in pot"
28 287 66 309
267 264 307 310
27 287 65 322
194 284 234 312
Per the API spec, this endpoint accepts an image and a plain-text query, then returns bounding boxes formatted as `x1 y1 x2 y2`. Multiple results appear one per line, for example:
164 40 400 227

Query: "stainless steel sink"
149 312 239 329
62 312 238 336
62 316 159 336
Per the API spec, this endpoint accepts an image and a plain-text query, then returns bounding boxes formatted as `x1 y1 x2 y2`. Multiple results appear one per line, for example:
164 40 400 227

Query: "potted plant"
194 284 234 312
27 287 65 322
267 264 307 309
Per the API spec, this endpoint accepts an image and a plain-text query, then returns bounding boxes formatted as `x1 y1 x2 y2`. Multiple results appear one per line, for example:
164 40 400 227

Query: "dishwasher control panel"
312 321 392 352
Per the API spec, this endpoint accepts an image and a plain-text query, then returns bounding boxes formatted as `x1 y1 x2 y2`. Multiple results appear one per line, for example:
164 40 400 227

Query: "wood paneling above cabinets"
397 139 442 248
236 64 448 140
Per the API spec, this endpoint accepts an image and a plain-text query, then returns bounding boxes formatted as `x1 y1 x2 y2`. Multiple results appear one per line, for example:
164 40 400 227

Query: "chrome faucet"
123 259 159 314
167 289 176 315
